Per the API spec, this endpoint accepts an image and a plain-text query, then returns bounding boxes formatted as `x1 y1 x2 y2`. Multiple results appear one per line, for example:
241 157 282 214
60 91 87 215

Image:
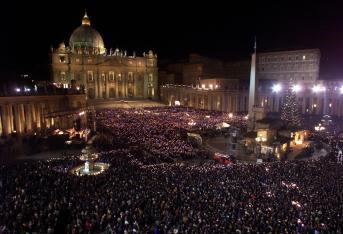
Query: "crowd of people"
1 107 343 233
95 107 245 162
0 148 342 233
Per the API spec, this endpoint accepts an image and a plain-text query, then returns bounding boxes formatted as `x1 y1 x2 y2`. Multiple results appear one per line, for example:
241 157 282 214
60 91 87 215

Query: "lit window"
60 72 66 81
303 55 306 60
76 58 80 63
87 58 93 63
59 56 65 63
148 74 153 83
109 72 115 81
128 72 133 82
87 71 94 81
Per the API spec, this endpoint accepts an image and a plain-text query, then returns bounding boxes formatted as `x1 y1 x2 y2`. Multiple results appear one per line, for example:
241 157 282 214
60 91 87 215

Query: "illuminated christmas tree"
280 84 301 127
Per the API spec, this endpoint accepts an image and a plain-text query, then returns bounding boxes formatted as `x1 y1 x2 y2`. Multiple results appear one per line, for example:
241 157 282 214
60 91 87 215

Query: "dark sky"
2 0 343 77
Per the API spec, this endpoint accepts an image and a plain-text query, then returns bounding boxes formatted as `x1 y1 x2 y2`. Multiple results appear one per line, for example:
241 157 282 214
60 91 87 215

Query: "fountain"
84 161 90 173
70 145 109 176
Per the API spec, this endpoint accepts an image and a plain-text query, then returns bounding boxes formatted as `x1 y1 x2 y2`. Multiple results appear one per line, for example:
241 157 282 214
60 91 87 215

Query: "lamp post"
255 136 267 162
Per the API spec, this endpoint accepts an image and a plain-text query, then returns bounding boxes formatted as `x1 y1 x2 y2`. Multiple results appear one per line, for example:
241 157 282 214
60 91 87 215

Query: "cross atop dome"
82 10 91 26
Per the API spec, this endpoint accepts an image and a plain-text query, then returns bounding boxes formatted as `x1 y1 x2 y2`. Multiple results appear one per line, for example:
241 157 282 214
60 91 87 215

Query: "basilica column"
210 95 214 110
30 103 36 130
143 74 148 99
123 74 127 98
123 73 127 98
226 95 230 112
115 74 119 98
240 95 243 112
234 95 238 113
6 105 13 134
25 104 32 132
133 74 137 97
105 75 109 98
122 74 125 98
8 105 14 132
0 105 5 135
189 94 193 107
18 104 24 133
36 103 41 129
228 96 232 112
98 75 103 99
221 93 226 112
237 95 241 112
14 105 21 133
231 96 235 112
207 94 211 110
1 105 11 135
20 104 26 133
94 74 99 99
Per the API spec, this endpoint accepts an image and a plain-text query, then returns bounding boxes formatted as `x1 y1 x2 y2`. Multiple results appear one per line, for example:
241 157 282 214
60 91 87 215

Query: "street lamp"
312 85 325 93
291 84 301 93
272 83 282 93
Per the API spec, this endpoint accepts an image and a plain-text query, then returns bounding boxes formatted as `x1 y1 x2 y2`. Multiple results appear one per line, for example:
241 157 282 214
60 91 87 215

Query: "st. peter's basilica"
50 12 158 100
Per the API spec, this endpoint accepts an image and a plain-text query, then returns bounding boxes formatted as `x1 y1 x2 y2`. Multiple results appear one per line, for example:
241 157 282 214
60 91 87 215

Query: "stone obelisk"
248 39 257 130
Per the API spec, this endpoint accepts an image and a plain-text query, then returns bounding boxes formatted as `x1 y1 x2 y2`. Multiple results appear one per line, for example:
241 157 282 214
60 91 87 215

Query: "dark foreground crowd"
0 149 342 233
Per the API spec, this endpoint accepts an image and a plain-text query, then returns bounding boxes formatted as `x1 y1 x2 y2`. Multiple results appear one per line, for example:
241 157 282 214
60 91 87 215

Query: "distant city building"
257 49 321 82
50 12 158 100
160 49 320 87
159 54 251 87
161 49 343 117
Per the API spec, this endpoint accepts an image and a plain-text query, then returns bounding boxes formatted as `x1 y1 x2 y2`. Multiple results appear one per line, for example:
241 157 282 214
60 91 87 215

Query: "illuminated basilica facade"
50 12 158 100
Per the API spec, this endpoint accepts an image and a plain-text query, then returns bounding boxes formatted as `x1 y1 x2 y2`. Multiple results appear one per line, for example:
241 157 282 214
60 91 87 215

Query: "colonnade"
0 94 86 136
162 86 343 116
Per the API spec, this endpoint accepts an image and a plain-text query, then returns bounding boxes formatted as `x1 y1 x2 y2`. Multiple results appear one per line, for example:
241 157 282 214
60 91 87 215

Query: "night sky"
3 0 343 78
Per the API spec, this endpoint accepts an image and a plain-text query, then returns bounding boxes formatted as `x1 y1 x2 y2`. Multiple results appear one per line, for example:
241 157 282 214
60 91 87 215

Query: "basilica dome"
69 12 106 54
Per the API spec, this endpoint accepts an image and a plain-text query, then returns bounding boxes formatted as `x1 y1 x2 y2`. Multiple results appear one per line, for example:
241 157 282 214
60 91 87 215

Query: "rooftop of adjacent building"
0 80 85 97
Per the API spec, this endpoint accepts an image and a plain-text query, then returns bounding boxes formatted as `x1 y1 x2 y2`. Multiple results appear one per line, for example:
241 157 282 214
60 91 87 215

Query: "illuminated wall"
0 94 86 136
